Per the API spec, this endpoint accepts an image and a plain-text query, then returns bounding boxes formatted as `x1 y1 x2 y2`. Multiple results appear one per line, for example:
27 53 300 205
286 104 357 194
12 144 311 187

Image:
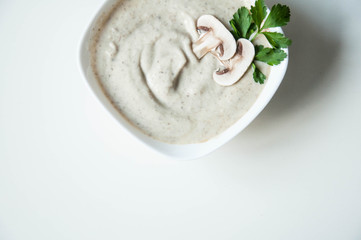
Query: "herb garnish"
230 0 291 84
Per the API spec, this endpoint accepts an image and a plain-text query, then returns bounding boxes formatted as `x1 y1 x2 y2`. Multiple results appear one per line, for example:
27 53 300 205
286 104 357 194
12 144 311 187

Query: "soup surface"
90 0 271 144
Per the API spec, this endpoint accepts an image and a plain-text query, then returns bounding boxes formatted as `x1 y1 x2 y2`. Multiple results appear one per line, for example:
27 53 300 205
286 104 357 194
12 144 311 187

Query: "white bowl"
79 0 289 160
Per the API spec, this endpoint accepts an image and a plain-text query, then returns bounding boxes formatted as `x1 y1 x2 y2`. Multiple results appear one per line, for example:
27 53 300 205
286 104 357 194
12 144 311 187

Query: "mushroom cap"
196 15 236 61
213 38 255 86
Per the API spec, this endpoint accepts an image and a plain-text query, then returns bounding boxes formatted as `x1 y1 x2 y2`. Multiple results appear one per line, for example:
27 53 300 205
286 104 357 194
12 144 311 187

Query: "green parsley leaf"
246 23 257 39
254 45 265 55
230 7 252 39
262 32 292 48
251 0 267 30
255 45 287 66
262 4 290 29
238 7 252 38
230 20 241 39
252 63 266 84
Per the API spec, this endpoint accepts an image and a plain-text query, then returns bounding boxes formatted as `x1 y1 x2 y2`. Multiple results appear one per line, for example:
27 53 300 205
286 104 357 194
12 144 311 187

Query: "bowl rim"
78 0 289 160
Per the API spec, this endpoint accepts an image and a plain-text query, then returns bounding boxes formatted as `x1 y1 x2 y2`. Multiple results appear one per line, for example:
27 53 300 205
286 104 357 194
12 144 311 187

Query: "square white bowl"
79 0 289 160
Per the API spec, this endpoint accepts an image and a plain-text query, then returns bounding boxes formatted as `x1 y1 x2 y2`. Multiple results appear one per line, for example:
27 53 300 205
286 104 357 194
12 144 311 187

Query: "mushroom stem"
211 52 231 69
193 33 222 59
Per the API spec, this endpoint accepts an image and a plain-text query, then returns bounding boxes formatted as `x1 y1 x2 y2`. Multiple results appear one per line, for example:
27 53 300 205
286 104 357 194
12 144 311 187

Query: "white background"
1 0 361 239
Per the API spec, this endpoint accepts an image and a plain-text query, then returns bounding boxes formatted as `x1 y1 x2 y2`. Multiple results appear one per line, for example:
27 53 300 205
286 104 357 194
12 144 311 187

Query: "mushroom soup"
90 0 271 144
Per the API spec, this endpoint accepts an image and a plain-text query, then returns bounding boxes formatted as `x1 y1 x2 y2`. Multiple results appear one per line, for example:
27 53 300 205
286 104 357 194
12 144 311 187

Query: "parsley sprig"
230 0 291 84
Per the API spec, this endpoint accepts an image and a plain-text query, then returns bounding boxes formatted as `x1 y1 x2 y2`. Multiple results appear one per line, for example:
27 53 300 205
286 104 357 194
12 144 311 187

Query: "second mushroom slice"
213 38 255 86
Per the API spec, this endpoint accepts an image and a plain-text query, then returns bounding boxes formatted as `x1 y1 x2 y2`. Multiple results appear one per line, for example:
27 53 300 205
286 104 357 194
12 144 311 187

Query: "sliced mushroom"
192 15 236 61
213 38 255 86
